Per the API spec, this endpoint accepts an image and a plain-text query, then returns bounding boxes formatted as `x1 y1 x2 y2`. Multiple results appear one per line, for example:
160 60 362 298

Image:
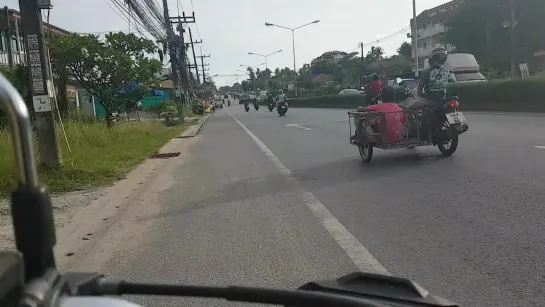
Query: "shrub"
282 77 545 112
446 77 545 112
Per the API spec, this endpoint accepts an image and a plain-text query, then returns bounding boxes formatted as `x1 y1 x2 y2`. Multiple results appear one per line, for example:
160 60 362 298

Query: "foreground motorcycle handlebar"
0 72 459 307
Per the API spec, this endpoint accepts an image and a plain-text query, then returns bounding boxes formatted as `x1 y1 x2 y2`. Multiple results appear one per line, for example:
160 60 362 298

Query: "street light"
248 51 281 90
240 63 265 69
248 50 282 70
237 69 251 92
265 20 320 96
265 20 319 73
240 63 265 91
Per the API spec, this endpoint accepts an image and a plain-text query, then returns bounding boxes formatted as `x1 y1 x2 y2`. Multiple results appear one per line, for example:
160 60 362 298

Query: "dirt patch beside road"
0 134 199 269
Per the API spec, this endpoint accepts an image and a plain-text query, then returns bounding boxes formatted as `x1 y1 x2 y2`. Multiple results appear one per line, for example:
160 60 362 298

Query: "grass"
144 101 206 118
0 119 185 194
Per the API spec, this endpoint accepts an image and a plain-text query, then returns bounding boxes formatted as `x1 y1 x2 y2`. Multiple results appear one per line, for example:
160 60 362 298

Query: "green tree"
240 80 250 92
50 32 162 124
397 42 412 59
365 46 385 62
0 65 31 126
446 0 545 73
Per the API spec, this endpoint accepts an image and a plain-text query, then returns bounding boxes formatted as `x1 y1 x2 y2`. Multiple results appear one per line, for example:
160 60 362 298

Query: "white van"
258 91 268 102
424 53 487 84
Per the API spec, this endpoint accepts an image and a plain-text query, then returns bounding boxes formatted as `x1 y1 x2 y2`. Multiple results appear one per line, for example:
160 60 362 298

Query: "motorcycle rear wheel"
437 128 459 156
358 143 373 163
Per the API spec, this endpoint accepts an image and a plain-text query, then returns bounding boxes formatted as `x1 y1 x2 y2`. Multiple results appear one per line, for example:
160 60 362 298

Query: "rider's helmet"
278 89 284 94
371 73 380 81
429 47 448 68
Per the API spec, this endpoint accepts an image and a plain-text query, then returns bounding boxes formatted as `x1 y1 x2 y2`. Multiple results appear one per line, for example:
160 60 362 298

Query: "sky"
5 0 450 86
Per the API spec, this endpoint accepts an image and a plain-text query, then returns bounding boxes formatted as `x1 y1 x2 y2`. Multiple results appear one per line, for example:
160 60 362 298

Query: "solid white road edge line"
534 146 545 150
226 109 389 275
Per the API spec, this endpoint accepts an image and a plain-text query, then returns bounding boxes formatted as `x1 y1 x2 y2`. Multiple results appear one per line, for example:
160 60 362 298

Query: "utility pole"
161 0 183 123
171 12 195 109
197 54 210 85
509 0 517 79
174 22 189 93
19 0 62 167
486 17 492 78
359 42 364 87
412 0 419 78
186 28 202 84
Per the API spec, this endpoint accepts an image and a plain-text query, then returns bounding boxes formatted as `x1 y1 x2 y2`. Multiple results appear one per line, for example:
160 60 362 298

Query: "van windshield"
454 72 487 82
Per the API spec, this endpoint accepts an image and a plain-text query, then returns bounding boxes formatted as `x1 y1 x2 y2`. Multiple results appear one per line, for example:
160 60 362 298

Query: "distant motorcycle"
220 103 224 109
277 101 287 116
244 101 250 112
228 100 231 106
253 99 259 110
268 102 274 111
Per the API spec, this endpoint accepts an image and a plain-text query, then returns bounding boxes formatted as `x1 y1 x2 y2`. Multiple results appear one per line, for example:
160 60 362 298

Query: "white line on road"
286 124 312 131
534 146 545 150
226 109 389 275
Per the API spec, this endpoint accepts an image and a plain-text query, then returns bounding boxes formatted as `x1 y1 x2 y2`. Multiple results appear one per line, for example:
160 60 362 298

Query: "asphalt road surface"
83 101 545 307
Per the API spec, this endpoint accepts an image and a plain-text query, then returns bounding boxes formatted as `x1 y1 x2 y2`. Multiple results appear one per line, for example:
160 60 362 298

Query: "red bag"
367 103 406 144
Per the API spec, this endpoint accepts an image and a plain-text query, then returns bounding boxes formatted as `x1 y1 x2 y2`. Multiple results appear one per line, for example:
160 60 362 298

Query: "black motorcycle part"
0 252 23 307
11 187 57 281
297 272 458 307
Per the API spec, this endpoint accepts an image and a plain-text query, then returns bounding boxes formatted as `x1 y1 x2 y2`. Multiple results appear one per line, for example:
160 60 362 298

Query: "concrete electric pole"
161 0 183 122
509 0 517 79
186 28 202 84
19 0 62 167
412 0 419 78
197 54 210 85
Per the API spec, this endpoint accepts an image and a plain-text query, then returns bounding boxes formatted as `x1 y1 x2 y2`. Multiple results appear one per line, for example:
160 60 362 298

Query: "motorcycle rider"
400 47 451 109
418 47 451 103
223 94 228 104
365 73 383 105
275 89 288 108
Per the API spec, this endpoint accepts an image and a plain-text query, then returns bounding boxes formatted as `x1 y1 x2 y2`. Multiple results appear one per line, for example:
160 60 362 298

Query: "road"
75 102 545 307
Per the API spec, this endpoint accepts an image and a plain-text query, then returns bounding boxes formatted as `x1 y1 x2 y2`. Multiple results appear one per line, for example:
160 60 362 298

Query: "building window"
12 36 19 52
0 33 5 52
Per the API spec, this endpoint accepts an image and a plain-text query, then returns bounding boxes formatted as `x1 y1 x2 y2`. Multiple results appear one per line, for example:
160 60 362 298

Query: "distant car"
338 89 363 96
388 78 418 100
258 91 268 102
398 78 418 98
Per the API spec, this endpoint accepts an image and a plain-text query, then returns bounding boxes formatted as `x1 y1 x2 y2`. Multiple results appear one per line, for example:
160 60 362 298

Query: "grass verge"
0 119 186 194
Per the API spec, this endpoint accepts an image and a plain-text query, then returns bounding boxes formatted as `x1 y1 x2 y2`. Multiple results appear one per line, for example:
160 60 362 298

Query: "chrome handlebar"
0 73 39 187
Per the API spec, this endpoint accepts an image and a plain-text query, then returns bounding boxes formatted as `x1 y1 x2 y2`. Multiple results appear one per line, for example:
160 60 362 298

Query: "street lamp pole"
265 20 320 96
240 63 265 91
248 50 282 90
248 50 282 71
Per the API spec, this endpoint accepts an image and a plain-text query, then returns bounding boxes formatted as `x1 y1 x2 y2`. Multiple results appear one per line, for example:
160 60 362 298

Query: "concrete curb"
177 114 211 138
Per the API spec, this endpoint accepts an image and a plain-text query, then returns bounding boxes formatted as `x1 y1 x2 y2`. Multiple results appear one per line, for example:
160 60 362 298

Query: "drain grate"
151 152 181 159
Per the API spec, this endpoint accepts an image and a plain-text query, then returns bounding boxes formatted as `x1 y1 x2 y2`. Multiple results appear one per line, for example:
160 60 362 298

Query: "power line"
117 0 166 40
75 23 164 35
361 27 410 48
103 0 130 25
177 0 184 15
107 0 150 38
